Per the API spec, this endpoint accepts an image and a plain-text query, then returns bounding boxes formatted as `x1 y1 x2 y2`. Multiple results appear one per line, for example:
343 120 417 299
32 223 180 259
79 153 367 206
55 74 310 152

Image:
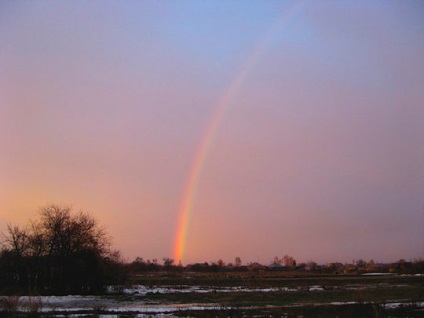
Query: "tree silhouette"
235 257 242 267
0 204 125 295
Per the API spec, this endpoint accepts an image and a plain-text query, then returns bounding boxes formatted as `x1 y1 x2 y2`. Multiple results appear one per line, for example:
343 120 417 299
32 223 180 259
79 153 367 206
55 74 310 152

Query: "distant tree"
129 257 148 273
235 257 242 267
4 225 30 257
306 261 318 271
355 259 367 268
144 258 160 271
412 259 424 274
217 259 225 267
297 262 306 270
163 257 174 267
135 257 145 264
394 259 413 274
282 255 296 268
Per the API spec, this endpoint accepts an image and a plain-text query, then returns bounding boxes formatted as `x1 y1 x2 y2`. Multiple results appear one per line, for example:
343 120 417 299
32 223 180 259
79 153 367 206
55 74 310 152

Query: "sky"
1 0 423 265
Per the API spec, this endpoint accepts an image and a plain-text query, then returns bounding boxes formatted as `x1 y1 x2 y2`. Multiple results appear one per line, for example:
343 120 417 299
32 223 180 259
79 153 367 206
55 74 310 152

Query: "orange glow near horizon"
3 2 423 265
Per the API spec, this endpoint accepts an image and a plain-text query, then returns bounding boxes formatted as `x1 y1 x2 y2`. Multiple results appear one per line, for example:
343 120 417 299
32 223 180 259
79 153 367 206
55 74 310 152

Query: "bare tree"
31 205 110 258
368 259 376 269
1 204 121 294
282 255 296 267
217 259 225 267
235 257 242 267
163 257 174 267
5 225 30 257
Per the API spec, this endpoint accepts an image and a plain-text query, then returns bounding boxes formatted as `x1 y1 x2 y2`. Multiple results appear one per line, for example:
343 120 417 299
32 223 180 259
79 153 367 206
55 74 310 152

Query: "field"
1 271 424 317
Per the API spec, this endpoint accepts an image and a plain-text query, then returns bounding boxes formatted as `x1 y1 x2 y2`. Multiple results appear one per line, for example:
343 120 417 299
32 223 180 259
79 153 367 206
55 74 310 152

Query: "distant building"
247 262 267 271
268 262 285 271
343 264 357 274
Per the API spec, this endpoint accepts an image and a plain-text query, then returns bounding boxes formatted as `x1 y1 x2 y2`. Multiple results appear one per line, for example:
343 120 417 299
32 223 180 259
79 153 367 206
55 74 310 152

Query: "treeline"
0 205 127 295
2 205 423 296
125 256 424 275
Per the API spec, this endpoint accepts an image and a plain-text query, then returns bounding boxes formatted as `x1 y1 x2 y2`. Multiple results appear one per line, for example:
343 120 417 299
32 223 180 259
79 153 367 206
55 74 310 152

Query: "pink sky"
1 1 423 265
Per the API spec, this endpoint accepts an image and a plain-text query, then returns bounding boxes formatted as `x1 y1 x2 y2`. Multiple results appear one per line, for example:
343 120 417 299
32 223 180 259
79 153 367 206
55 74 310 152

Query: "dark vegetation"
1 272 423 317
138 277 424 305
1 204 423 317
126 257 424 276
1 204 423 297
0 205 127 295
127 270 424 308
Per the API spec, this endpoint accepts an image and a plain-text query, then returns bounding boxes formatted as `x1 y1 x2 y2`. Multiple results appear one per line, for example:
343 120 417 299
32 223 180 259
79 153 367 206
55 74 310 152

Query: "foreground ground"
1 271 423 317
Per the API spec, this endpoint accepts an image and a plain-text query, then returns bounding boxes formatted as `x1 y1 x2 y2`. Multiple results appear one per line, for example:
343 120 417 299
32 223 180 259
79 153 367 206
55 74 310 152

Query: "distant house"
247 262 267 271
268 262 285 271
343 264 357 274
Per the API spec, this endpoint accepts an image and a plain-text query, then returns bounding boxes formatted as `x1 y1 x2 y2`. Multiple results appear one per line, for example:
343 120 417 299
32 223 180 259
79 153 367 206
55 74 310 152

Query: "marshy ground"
1 271 423 317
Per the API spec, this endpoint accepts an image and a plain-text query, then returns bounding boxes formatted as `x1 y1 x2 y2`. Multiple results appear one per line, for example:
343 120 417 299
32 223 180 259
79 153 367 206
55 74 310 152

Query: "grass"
131 271 424 304
1 272 423 317
141 285 423 306
133 272 424 316
131 270 424 288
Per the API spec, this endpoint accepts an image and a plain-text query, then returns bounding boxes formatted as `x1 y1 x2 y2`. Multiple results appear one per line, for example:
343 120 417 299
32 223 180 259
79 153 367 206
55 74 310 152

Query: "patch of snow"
361 273 396 276
383 301 424 309
125 285 290 295
329 301 358 305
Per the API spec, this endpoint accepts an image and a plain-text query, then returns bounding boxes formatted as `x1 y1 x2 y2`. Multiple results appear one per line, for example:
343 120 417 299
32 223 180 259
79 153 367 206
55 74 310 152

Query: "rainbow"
173 3 304 264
